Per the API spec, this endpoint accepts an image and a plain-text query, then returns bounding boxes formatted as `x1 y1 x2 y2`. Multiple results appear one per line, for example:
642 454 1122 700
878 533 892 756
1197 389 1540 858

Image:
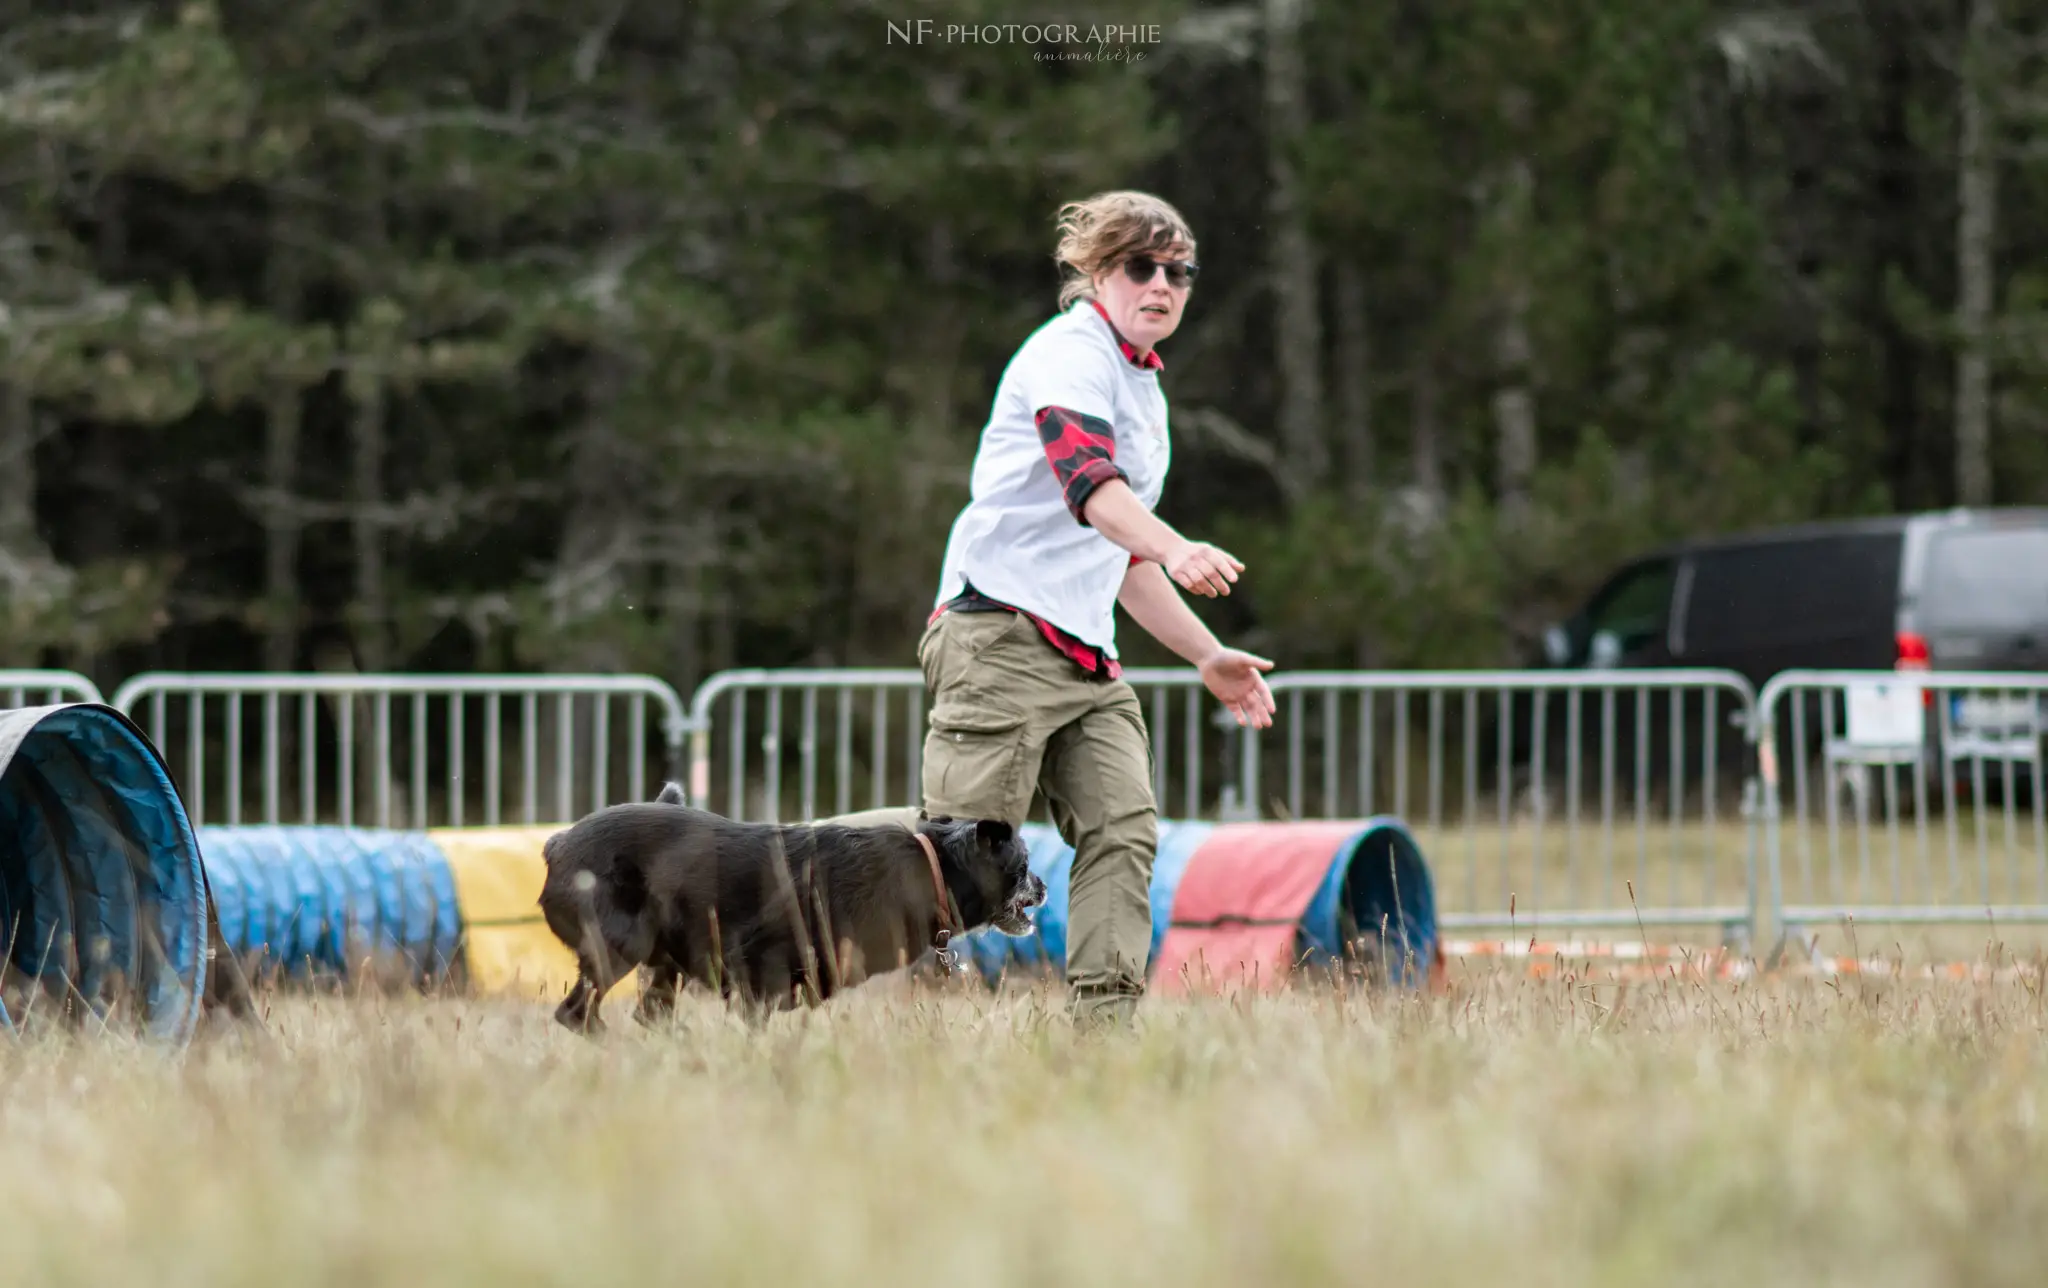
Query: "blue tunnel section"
953 821 1214 983
1298 817 1440 986
0 704 209 1042
198 827 464 987
956 818 1439 989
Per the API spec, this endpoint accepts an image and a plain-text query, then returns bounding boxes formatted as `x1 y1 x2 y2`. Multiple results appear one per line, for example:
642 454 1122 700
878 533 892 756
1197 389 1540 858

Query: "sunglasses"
1122 254 1199 289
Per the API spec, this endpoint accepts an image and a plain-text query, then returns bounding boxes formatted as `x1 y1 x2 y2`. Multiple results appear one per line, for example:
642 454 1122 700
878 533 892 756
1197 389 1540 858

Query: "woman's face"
1090 242 1195 356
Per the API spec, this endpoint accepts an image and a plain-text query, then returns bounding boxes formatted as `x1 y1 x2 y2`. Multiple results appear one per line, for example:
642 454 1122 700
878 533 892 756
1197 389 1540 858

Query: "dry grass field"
0 959 2043 1286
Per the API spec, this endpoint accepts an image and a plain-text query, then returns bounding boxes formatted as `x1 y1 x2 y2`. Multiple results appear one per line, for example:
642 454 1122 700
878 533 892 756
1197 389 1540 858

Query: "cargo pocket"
923 609 1027 691
923 699 1031 819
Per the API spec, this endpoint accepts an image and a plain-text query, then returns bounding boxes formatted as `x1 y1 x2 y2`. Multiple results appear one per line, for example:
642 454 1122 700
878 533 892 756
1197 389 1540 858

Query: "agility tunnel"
952 818 1444 993
187 815 1441 1000
194 824 600 1004
0 704 211 1042
199 827 466 990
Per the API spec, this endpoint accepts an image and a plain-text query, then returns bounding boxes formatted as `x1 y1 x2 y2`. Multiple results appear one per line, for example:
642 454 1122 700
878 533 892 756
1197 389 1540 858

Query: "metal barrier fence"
1757 670 2048 943
0 669 104 708
109 673 691 829
684 667 1246 823
685 666 1763 940
28 658 2048 947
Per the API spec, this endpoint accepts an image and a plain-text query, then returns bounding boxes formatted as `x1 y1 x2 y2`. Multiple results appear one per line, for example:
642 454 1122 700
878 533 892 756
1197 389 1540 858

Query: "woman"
919 190 1276 1028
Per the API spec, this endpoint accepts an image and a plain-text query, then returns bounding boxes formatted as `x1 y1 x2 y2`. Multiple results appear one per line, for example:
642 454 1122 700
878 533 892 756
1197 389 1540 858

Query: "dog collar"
913 831 960 969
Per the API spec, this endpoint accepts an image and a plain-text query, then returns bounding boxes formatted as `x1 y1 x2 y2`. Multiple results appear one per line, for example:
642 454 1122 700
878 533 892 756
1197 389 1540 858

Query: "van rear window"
1921 528 2048 631
1684 533 1900 652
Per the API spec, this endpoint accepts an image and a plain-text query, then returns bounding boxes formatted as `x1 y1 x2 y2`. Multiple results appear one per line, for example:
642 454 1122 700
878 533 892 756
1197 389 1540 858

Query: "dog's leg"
716 917 753 1017
555 949 624 1036
722 937 784 1030
634 957 682 1029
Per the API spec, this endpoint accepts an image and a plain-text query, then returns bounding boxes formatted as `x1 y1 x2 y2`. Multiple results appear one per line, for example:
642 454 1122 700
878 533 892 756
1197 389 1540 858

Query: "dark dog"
538 785 1044 1033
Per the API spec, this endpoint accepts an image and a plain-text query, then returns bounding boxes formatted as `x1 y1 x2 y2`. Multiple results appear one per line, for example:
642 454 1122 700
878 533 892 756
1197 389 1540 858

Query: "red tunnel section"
1151 822 1364 996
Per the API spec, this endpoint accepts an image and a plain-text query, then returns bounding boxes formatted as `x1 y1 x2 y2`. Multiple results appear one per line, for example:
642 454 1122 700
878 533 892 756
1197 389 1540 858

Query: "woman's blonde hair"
1053 191 1197 308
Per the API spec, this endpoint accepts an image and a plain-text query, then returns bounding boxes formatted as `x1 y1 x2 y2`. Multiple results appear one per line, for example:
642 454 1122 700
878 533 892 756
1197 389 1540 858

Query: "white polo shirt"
933 299 1171 658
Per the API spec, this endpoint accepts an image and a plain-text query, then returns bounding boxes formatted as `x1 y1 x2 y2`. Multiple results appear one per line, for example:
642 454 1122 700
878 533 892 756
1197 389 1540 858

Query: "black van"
1538 507 2048 683
1515 507 2048 801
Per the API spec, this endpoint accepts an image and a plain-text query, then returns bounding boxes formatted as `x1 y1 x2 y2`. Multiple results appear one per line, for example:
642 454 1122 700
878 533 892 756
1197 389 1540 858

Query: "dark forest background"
2 0 2043 700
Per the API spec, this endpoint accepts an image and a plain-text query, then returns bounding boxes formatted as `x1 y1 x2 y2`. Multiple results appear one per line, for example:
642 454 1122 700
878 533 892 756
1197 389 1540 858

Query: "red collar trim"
1085 299 1164 371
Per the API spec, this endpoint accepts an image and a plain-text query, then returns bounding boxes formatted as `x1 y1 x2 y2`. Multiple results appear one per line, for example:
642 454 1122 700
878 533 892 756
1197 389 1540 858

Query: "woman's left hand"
1199 648 1277 728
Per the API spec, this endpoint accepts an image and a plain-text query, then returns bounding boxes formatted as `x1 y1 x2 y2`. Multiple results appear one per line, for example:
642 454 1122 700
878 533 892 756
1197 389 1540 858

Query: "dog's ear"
974 819 1015 849
655 781 686 806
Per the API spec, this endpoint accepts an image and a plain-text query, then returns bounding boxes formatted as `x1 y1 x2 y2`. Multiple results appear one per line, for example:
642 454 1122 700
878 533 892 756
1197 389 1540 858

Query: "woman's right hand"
1163 539 1244 597
1080 481 1246 596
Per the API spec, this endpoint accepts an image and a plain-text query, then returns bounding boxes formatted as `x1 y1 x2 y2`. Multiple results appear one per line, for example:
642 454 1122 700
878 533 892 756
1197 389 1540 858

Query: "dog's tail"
655 781 686 806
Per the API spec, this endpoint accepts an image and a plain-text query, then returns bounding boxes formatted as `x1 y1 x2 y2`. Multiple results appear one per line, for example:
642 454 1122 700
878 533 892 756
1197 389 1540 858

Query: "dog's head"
924 816 1045 937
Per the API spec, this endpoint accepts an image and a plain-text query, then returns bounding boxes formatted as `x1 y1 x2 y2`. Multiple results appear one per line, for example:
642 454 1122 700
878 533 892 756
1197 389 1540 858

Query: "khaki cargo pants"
913 607 1158 1027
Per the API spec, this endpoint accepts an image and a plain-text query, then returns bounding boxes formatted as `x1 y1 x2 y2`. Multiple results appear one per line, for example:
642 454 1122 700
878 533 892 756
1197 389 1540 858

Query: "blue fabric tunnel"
198 826 465 987
1297 816 1440 986
0 704 210 1043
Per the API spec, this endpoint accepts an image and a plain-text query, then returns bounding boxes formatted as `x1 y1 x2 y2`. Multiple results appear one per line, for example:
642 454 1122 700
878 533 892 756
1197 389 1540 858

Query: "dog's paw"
553 999 607 1038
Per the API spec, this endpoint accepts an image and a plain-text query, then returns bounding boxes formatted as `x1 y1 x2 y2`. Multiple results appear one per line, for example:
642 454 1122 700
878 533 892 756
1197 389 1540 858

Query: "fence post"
1751 684 1784 960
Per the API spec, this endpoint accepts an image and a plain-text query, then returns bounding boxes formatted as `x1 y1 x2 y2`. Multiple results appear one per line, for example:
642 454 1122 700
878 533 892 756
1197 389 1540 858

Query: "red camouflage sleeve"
1034 405 1128 526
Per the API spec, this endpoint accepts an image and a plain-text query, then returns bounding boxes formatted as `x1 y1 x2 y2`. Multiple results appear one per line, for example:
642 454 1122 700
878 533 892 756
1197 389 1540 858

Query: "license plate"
1949 693 2046 734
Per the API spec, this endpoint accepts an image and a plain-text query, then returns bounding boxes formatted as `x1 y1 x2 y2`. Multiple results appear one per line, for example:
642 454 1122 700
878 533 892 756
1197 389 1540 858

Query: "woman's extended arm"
1082 479 1244 599
1117 559 1276 728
